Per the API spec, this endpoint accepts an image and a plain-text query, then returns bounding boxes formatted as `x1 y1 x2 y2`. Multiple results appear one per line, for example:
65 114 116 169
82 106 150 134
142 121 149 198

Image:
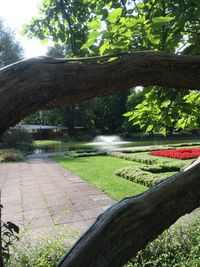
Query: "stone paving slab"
0 154 116 237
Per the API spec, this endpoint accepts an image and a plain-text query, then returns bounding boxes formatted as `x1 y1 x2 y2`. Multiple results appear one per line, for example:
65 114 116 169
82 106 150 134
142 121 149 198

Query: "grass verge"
52 155 147 200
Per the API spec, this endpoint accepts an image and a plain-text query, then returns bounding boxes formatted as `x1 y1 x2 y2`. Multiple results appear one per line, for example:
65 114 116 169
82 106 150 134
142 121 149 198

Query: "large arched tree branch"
1 51 200 267
58 160 200 267
0 51 200 135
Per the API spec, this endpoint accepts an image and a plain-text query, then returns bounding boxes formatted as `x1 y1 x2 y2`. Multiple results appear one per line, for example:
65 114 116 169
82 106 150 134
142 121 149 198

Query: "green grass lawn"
52 155 148 200
34 140 62 146
52 151 195 201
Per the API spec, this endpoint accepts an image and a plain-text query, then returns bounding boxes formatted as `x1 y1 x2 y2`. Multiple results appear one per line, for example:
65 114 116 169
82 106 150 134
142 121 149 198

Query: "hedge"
108 151 173 165
115 163 183 187
65 150 106 157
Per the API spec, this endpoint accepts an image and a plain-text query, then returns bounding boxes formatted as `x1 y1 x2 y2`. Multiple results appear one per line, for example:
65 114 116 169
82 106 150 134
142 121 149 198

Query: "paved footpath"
0 154 116 237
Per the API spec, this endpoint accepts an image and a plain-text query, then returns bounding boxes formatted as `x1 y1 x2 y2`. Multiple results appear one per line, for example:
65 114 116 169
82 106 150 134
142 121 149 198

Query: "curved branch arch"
1 51 200 266
0 51 200 134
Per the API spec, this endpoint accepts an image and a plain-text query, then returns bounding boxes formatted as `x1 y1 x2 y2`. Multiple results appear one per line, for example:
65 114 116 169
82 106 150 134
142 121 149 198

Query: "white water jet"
93 135 123 143
87 135 129 150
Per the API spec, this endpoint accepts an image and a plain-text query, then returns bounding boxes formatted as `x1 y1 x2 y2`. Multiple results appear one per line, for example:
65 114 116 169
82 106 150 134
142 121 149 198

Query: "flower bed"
149 148 200 160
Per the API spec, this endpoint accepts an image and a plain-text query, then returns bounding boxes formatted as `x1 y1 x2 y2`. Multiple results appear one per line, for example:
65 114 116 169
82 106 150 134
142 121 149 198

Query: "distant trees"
0 18 23 67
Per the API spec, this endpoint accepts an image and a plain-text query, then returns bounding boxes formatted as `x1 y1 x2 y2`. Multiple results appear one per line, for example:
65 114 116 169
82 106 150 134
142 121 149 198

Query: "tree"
0 52 200 266
0 18 23 67
23 0 200 134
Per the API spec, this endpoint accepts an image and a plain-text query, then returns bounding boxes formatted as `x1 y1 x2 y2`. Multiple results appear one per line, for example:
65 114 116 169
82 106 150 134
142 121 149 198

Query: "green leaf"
136 3 144 12
123 111 133 117
147 33 160 45
81 31 101 49
99 41 110 55
160 127 167 136
108 8 123 23
87 20 101 30
152 16 174 24
146 124 154 132
41 38 48 45
126 18 138 28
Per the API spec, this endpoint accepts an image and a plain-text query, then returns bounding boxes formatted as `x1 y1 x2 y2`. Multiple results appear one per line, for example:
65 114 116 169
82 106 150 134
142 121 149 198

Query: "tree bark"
0 51 200 135
58 159 200 267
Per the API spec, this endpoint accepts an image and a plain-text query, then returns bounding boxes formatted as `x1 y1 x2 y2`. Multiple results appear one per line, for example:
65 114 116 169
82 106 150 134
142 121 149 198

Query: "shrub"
6 226 78 267
0 205 20 266
61 133 71 142
109 152 172 165
115 146 170 154
125 220 200 267
115 166 167 187
3 129 33 152
140 163 183 173
114 162 184 187
0 150 26 163
65 150 106 157
169 142 200 147
149 148 200 160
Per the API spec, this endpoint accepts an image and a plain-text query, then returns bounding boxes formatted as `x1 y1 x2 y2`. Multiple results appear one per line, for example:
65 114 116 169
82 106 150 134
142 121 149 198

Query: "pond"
34 136 200 154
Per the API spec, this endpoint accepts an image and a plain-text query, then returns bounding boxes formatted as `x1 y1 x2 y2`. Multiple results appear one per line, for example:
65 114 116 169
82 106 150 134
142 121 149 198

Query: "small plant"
0 204 19 266
6 225 78 267
0 149 26 163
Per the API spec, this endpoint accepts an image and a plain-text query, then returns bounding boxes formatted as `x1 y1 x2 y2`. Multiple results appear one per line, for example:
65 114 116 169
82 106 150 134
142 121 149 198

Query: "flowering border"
149 148 200 160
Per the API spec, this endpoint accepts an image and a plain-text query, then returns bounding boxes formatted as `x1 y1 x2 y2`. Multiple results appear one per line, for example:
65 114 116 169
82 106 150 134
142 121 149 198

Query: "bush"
0 205 20 266
114 162 184 187
0 150 26 163
6 226 78 267
125 220 200 267
115 166 166 187
3 129 33 152
61 133 71 142
116 146 171 154
65 150 106 157
169 142 200 147
140 163 183 173
109 152 172 165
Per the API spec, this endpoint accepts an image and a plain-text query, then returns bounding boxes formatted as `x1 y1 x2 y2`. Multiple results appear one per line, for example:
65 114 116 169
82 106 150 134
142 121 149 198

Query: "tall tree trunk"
58 159 200 267
0 51 200 135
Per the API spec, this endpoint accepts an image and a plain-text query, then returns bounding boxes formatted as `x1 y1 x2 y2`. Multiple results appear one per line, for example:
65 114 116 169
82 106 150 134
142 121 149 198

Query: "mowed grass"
52 155 148 200
34 140 62 146
52 152 195 200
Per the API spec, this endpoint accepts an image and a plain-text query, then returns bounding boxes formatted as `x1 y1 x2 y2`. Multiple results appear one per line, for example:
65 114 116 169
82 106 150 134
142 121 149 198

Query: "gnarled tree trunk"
0 51 200 135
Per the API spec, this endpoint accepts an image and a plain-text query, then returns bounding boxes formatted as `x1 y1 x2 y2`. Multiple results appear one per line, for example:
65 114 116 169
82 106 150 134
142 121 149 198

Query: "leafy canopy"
23 0 200 135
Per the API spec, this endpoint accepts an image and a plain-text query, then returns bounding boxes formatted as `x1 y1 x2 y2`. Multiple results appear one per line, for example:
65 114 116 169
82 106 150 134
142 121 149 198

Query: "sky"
0 0 50 58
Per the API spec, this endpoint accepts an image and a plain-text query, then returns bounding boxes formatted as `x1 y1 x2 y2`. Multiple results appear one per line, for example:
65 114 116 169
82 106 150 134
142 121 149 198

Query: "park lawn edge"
51 155 148 201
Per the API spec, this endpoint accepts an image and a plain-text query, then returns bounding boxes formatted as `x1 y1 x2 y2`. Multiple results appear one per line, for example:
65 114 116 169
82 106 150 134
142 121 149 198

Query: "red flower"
149 148 200 160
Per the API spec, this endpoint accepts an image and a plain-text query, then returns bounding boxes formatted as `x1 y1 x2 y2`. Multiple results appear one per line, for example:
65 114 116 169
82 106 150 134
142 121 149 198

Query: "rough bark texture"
58 160 200 267
0 51 200 135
